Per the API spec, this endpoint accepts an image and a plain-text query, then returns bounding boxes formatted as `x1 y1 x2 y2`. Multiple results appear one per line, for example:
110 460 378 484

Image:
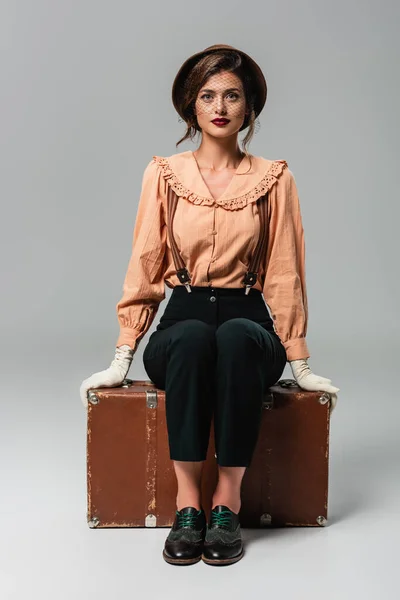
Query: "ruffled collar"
152 150 288 211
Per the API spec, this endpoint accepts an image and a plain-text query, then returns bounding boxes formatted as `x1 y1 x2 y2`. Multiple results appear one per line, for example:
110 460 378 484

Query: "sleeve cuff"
116 327 140 350
282 337 310 361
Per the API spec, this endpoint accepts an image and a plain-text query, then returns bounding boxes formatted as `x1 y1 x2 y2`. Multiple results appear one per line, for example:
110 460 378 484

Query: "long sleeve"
262 166 310 361
115 159 167 350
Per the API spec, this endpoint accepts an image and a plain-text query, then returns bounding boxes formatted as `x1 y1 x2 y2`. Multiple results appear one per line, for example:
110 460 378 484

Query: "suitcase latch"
146 389 158 408
263 392 274 410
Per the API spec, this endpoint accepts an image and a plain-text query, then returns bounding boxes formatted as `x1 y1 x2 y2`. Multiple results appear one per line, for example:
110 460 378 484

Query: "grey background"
1 0 399 597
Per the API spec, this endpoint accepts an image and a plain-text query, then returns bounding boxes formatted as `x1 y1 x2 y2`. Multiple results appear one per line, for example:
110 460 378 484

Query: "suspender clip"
243 271 257 295
177 268 192 293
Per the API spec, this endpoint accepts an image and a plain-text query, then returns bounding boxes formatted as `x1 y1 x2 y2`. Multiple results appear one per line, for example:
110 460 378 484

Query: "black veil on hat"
172 44 267 122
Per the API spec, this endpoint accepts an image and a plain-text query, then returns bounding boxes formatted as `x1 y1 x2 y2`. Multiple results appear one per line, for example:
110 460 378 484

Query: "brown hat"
172 44 267 122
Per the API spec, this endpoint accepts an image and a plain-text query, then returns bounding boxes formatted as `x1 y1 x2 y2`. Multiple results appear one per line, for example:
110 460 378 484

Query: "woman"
80 44 340 567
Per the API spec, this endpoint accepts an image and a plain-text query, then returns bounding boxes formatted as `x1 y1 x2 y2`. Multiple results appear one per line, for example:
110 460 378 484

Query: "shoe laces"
210 509 232 528
176 510 200 528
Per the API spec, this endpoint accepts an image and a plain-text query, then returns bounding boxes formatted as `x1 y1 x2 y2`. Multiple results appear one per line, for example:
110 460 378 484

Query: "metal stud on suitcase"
86 378 331 528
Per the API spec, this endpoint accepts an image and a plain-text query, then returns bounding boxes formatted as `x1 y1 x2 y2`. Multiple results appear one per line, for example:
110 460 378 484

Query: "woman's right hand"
80 345 134 408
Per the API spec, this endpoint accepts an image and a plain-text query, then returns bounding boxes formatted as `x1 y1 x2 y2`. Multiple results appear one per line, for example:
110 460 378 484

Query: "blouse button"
211 230 217 235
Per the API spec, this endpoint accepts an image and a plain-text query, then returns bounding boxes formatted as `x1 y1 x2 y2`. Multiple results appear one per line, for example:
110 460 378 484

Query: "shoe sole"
162 549 202 565
201 547 244 566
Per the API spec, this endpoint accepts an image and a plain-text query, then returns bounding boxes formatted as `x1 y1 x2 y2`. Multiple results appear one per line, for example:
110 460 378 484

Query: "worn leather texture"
86 379 330 528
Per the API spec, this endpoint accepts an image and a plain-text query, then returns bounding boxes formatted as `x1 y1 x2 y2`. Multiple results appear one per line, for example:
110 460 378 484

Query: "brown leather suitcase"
86 378 331 529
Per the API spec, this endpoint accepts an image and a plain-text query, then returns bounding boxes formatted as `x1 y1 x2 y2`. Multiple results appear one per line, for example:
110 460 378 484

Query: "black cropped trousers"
142 285 287 467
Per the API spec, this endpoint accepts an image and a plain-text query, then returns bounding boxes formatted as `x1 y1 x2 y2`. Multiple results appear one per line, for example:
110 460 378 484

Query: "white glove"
289 359 340 415
80 344 134 409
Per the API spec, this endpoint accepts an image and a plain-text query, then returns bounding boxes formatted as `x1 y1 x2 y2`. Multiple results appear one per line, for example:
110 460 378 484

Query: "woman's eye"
200 93 240 101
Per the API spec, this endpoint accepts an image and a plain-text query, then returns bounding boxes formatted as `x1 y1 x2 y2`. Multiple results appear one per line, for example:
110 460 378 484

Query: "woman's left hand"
289 359 339 414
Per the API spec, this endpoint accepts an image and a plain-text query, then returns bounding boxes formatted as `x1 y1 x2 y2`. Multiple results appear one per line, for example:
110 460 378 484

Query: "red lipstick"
212 118 230 127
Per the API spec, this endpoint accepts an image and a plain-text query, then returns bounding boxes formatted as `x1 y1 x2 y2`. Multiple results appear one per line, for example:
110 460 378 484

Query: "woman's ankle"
211 494 241 514
176 495 202 511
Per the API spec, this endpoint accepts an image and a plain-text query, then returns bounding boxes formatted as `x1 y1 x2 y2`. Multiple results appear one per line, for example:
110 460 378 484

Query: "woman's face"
194 71 248 138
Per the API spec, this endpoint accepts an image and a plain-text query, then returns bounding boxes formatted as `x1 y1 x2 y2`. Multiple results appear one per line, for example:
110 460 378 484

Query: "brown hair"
174 49 258 159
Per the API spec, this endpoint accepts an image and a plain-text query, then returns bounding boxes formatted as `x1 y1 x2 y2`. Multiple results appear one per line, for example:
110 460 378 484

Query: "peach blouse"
115 150 310 361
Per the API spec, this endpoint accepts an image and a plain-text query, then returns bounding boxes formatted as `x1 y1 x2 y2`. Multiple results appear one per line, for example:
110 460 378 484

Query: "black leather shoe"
163 506 206 565
202 505 244 565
